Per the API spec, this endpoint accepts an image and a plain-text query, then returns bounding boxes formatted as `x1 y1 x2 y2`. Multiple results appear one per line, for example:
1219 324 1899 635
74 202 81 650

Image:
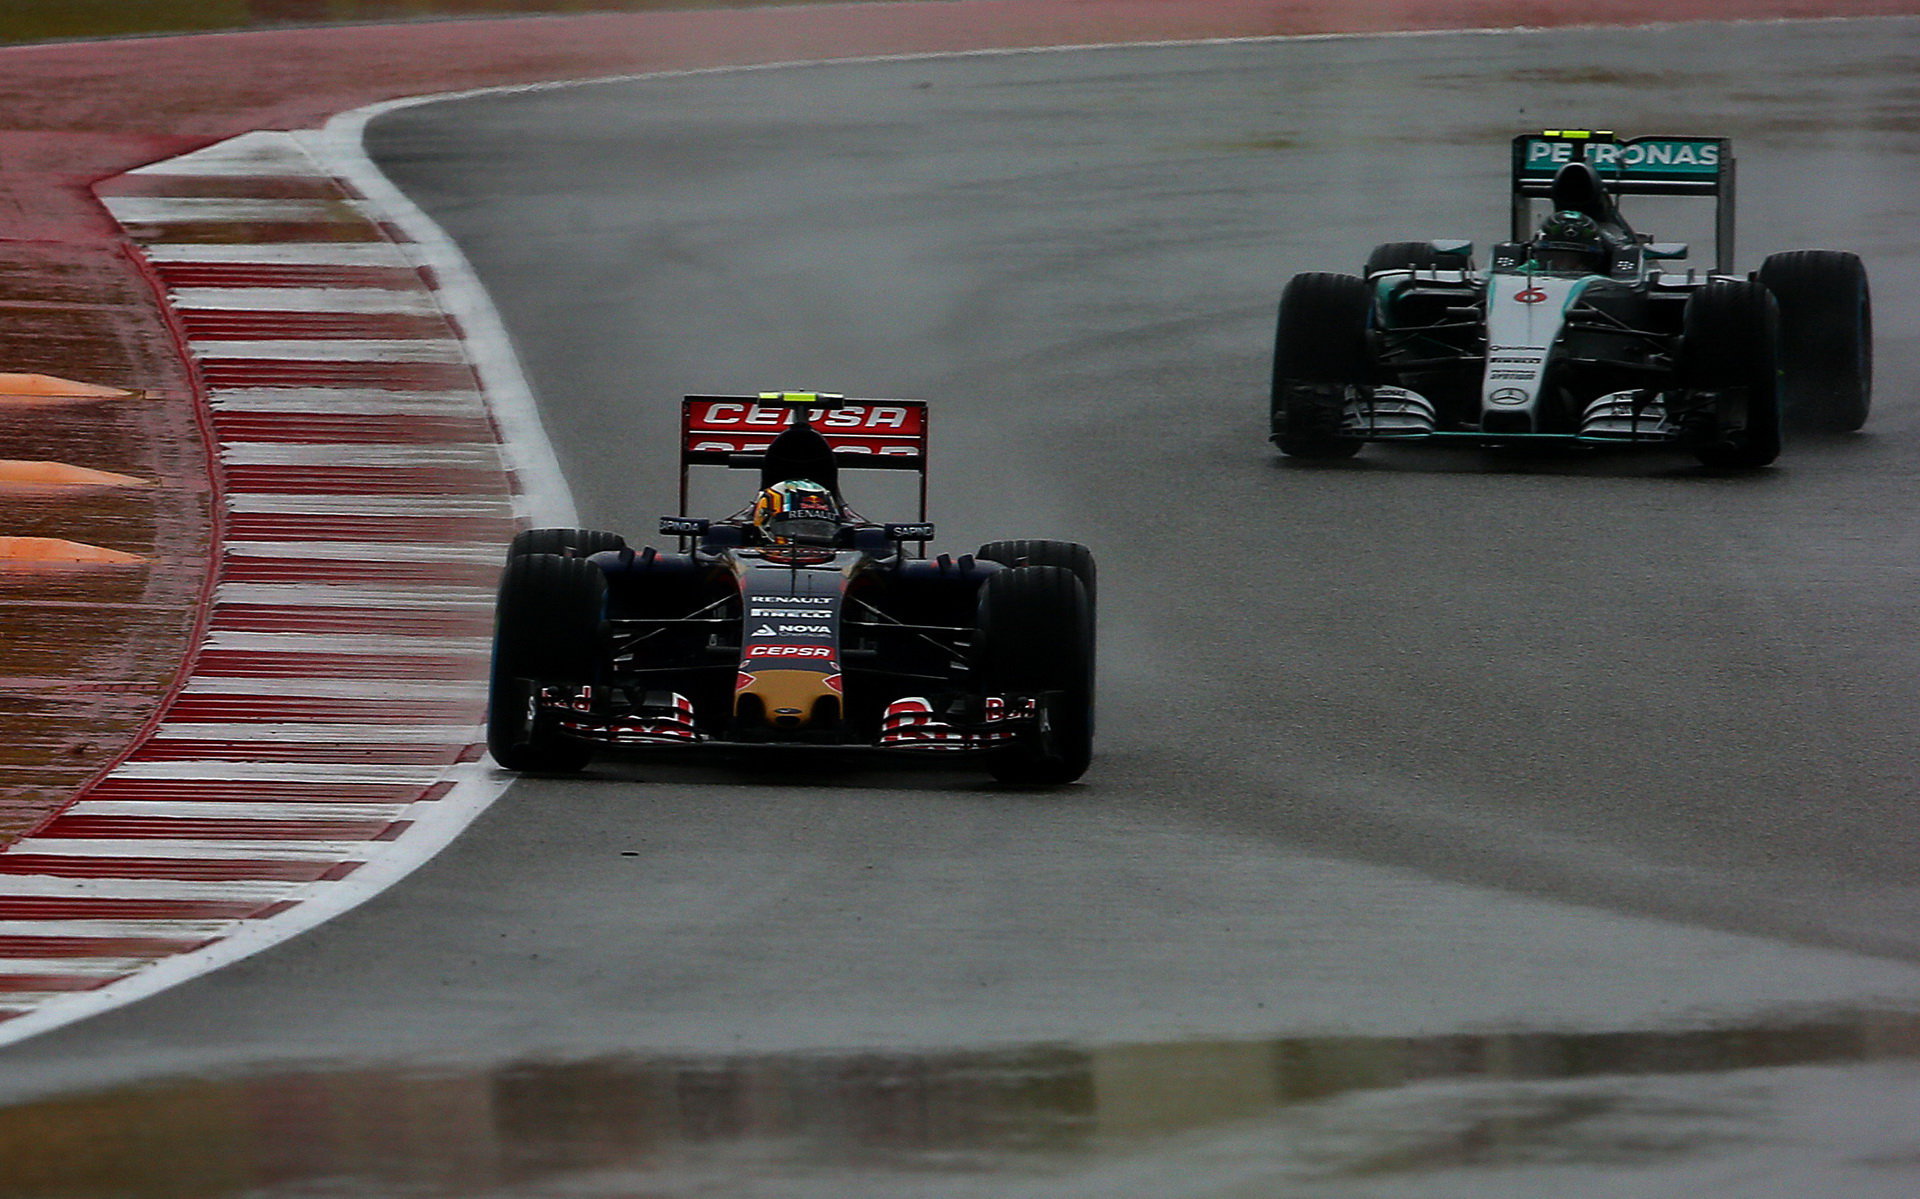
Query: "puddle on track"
2 1011 1917 1196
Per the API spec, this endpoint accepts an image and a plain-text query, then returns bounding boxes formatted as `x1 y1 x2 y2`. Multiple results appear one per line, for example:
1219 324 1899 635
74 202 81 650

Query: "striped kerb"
0 130 518 1028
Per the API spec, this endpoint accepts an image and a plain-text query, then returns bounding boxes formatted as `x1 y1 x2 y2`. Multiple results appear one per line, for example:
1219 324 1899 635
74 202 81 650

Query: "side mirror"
843 526 895 553
884 522 936 542
1429 239 1474 259
701 524 746 550
659 516 709 537
1645 242 1689 260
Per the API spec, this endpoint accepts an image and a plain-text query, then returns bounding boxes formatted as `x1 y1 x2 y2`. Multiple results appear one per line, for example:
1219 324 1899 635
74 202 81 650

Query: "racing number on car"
1515 286 1549 304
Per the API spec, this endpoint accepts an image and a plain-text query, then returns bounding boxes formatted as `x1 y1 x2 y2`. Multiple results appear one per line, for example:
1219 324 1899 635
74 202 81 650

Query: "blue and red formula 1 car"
488 391 1096 784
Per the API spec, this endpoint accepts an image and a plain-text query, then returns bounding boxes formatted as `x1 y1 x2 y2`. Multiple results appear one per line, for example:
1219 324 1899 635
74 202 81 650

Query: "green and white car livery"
1269 130 1872 468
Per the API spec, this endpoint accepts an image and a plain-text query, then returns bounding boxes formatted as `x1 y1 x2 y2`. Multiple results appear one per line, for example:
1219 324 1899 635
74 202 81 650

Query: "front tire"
1364 241 1450 276
974 539 1096 607
1759 249 1871 433
1271 272 1369 459
507 527 626 560
972 565 1094 785
488 552 607 773
1679 280 1781 469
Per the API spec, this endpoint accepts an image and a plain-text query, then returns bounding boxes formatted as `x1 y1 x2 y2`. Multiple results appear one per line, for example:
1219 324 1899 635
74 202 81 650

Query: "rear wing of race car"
679 390 929 520
1511 130 1736 272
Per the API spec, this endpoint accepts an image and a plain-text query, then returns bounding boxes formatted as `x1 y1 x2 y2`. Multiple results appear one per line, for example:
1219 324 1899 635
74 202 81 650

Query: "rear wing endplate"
1511 131 1736 271
679 391 929 519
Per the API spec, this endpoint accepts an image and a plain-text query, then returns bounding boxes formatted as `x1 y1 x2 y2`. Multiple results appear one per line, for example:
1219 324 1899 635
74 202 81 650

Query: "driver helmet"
751 479 842 545
1531 209 1607 273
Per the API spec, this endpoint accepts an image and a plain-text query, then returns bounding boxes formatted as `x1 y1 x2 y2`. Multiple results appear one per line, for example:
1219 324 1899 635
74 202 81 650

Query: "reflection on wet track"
5 1012 1918 1195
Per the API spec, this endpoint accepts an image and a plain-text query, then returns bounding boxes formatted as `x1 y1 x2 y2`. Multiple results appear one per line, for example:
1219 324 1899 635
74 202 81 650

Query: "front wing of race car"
1343 388 1679 445
528 684 1042 755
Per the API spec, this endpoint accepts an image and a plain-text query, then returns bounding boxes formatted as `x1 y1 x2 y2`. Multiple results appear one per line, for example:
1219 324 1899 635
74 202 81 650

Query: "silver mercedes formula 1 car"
1270 130 1873 467
487 391 1096 784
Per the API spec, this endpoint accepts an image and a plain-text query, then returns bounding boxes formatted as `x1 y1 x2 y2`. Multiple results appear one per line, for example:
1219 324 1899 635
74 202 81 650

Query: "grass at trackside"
0 0 889 46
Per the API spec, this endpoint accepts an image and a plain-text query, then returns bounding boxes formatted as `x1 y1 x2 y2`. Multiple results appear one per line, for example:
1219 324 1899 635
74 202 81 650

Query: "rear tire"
507 527 626 560
974 539 1097 607
488 552 607 773
1364 241 1450 276
972 566 1094 786
1680 280 1781 469
1271 272 1369 459
1759 249 1871 433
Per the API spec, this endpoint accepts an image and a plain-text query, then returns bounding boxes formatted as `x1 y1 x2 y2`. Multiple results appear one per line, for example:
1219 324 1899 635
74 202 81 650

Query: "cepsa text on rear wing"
678 390 929 518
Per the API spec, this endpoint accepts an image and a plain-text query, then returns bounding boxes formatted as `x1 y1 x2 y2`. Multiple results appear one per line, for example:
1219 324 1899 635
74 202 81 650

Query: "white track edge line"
0 761 508 1047
298 116 577 528
0 93 551 1047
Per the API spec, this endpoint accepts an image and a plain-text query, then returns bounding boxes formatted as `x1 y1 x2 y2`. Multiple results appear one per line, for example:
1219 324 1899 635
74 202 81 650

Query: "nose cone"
734 669 840 730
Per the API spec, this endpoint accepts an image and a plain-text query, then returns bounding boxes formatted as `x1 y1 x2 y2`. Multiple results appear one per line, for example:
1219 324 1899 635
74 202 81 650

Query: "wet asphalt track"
5 19 1920 1197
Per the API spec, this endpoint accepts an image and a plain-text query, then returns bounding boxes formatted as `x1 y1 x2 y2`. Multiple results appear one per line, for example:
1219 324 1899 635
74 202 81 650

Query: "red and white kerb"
0 129 525 1041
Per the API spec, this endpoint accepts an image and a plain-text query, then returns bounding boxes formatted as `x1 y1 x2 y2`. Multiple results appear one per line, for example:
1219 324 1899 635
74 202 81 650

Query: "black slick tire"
1271 272 1369 459
1364 241 1450 276
1680 280 1782 469
488 552 607 773
507 527 627 561
972 565 1094 786
1759 249 1872 433
973 539 1097 607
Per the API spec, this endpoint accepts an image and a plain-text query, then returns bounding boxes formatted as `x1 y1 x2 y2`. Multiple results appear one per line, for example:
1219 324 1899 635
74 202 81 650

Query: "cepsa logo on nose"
746 644 834 660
